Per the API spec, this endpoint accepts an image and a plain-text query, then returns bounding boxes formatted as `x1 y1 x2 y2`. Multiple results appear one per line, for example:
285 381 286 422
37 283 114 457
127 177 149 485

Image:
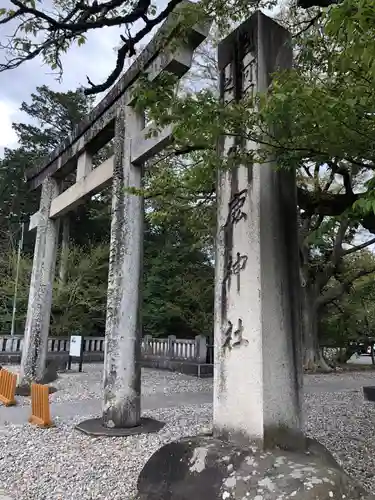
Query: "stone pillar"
214 12 302 448
143 335 152 356
19 177 59 387
76 150 92 181
195 334 207 363
58 215 70 290
102 101 145 428
168 335 176 359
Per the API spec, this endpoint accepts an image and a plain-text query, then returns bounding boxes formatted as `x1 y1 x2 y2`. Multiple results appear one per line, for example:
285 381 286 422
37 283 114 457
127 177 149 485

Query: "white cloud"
0 0 173 155
0 27 121 157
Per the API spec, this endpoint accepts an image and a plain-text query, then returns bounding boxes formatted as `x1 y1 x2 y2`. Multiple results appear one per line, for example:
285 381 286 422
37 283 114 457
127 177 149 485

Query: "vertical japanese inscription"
242 52 256 98
225 189 248 226
221 46 257 352
222 318 249 351
223 62 235 107
224 252 248 292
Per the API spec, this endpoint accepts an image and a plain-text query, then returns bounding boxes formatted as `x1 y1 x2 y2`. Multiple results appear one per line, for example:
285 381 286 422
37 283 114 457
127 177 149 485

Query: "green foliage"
0 249 31 334
12 85 95 158
134 0 375 354
0 85 96 254
321 251 375 346
143 221 214 338
51 244 109 336
4 0 375 353
0 83 214 339
0 0 276 94
0 230 214 338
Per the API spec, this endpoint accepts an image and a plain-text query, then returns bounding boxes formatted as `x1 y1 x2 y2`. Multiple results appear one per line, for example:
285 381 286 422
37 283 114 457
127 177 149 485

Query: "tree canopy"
0 0 271 95
2 0 375 369
0 85 214 339
128 0 375 367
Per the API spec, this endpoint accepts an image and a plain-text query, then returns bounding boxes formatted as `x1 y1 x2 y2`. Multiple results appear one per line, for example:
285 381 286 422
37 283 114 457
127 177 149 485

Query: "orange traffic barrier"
29 383 53 428
0 368 16 406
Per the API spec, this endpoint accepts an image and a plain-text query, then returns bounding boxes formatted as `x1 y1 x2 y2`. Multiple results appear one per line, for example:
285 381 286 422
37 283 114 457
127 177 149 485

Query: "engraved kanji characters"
222 318 249 351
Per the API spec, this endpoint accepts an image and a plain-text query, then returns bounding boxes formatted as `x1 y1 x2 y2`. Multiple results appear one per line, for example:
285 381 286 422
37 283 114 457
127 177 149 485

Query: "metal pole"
10 222 24 336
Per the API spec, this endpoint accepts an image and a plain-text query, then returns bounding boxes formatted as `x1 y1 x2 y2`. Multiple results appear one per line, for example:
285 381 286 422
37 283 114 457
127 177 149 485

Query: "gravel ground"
304 389 375 493
0 405 212 500
2 364 213 406
1 369 375 499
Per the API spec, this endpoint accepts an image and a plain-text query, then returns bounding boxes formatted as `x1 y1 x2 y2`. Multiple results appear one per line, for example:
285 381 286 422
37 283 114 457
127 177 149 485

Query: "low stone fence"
0 334 212 376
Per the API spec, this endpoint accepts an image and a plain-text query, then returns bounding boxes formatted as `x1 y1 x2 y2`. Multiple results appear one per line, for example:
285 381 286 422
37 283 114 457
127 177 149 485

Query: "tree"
260 0 375 368
0 85 96 242
0 247 31 334
0 148 39 254
0 85 106 333
129 0 375 370
143 218 214 339
320 250 375 362
13 85 95 157
4 0 375 368
0 0 279 95
0 82 215 338
301 219 375 369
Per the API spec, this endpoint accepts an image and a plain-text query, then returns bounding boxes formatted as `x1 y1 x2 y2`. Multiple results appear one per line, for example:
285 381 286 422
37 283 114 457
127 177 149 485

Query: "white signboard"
69 335 82 357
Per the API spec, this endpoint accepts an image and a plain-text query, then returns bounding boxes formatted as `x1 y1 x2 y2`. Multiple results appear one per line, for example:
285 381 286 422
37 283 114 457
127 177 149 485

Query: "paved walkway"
1 373 373 427
0 492 12 500
0 390 213 426
305 374 375 393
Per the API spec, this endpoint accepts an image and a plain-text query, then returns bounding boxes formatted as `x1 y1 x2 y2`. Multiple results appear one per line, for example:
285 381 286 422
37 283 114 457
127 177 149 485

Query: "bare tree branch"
342 237 375 256
0 0 184 95
293 11 322 37
317 266 375 308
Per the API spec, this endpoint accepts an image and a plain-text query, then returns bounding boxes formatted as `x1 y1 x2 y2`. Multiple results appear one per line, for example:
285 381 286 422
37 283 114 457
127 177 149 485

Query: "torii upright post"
101 100 145 429
18 177 59 390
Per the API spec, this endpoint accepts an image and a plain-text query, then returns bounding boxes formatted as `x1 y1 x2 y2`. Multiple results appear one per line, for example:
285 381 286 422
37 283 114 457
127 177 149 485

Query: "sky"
0 25 124 156
0 0 280 158
0 1 166 157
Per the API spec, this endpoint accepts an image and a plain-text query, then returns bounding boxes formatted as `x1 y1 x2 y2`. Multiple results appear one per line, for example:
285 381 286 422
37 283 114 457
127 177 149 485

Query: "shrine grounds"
0 365 375 500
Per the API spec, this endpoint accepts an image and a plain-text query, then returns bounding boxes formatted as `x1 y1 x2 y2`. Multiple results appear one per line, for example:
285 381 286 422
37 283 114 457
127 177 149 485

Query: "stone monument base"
76 417 165 437
137 435 371 500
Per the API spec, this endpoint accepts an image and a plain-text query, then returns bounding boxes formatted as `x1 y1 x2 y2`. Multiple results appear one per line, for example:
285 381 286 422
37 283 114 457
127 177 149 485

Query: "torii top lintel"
25 0 211 192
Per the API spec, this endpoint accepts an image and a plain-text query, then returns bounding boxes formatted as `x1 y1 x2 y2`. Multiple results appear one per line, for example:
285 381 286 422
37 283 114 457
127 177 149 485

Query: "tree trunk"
302 283 332 372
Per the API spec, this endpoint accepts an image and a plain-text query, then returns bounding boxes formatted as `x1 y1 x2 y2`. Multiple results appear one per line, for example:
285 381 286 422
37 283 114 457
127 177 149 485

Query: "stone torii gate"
19 3 211 434
19 2 369 496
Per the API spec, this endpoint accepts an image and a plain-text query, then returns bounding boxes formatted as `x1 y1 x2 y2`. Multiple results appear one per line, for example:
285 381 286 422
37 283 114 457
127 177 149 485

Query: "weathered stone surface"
18 177 59 388
214 11 301 447
137 435 371 500
102 102 144 428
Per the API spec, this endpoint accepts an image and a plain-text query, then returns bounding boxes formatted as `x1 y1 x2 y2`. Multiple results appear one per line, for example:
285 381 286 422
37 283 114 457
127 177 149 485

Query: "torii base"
76 417 165 437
